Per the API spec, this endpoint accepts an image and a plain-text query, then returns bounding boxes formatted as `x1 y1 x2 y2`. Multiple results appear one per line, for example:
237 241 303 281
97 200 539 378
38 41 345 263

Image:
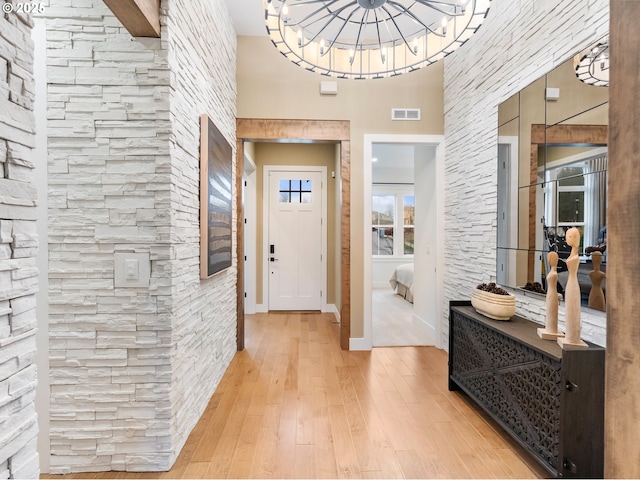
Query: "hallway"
44 312 546 479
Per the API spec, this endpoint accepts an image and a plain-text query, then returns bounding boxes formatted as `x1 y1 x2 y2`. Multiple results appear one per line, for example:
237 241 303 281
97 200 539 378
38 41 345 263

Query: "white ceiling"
225 0 267 36
372 144 415 170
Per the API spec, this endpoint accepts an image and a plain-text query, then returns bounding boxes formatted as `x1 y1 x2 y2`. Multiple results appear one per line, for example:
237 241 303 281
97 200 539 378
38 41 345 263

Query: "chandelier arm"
296 9 351 43
285 0 349 29
287 2 357 51
378 5 417 54
350 9 370 64
281 0 344 5
414 0 464 10
412 0 466 17
373 9 384 51
322 5 363 52
386 1 441 35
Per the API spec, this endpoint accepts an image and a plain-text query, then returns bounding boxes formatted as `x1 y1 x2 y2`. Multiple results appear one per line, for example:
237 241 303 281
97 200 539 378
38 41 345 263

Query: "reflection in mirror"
546 56 609 127
497 102 519 287
496 36 608 313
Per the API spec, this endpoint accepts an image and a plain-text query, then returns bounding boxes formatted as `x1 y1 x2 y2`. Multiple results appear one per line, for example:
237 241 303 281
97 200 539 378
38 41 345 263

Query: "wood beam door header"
103 0 161 37
237 118 351 141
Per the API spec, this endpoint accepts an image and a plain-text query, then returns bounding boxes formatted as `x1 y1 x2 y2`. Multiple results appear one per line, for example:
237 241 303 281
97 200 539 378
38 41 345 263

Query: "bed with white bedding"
389 263 414 303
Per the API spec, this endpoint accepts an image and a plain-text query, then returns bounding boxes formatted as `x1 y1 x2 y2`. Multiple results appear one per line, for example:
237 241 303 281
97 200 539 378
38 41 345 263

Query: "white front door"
268 170 323 310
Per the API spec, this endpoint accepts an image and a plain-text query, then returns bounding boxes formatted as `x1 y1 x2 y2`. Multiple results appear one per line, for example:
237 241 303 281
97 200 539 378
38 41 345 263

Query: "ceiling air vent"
391 108 421 121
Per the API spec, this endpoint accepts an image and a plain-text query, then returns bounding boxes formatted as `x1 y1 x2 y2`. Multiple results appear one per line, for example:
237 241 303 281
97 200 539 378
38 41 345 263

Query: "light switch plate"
114 253 150 288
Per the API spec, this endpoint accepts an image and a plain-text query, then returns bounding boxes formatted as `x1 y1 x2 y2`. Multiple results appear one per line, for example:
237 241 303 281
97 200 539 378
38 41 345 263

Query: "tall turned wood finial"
558 227 588 349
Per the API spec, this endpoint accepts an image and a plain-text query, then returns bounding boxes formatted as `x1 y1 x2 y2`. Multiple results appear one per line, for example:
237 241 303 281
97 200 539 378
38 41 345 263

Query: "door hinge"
244 292 247 298
244 218 247 224
244 255 247 261
244 180 247 187
320 290 323 298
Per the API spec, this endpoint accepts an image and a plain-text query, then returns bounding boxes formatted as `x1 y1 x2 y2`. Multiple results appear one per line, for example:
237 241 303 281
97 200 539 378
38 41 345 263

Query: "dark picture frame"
200 114 233 278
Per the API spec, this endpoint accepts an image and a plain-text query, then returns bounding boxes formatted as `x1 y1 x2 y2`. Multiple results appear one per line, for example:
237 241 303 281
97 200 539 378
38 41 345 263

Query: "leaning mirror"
497 36 609 313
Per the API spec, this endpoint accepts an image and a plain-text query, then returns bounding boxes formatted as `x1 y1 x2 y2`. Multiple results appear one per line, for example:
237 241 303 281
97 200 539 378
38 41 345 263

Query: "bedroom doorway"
371 144 426 346
360 134 445 350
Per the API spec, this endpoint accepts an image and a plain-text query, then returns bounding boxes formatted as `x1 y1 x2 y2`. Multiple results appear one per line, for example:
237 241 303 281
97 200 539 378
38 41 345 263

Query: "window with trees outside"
372 187 415 257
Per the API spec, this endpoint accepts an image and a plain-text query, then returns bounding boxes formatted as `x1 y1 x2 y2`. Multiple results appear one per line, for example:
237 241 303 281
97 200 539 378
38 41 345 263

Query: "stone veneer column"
44 0 173 473
43 0 237 473
164 0 237 463
0 4 40 479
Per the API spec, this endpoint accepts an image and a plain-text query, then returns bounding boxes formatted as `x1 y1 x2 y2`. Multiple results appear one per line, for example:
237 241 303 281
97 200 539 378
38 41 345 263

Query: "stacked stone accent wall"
44 0 236 473
44 0 172 472
0 4 40 479
442 0 609 347
164 0 237 463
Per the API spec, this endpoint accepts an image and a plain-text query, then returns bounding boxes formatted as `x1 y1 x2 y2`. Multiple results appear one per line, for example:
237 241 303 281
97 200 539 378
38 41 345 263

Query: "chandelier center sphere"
356 0 388 10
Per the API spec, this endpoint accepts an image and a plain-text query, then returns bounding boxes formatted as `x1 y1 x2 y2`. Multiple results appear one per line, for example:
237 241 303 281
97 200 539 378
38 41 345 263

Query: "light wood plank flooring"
42 312 548 479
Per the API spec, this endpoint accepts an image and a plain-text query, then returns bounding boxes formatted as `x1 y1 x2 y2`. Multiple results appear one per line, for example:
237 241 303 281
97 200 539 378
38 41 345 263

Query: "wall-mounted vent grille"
391 108 421 121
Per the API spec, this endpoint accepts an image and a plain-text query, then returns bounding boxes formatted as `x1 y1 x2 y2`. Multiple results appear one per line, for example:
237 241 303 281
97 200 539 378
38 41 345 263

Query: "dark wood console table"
448 301 604 478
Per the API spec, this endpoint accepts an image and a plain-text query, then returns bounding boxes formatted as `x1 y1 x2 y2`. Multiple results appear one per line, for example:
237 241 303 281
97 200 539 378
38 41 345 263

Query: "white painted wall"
372 167 414 184
413 146 438 342
442 0 609 348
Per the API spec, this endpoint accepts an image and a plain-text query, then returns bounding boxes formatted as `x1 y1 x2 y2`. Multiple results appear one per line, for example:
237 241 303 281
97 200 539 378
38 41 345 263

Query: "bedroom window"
372 194 394 255
404 195 415 255
543 150 607 251
372 189 414 257
545 163 587 250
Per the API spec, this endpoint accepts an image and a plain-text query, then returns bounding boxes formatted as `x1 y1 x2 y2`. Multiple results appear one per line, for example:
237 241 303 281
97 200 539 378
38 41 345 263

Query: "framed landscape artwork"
200 114 233 278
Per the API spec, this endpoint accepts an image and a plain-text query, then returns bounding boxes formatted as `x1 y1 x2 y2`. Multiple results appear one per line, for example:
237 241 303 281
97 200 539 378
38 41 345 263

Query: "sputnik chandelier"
575 40 609 87
264 0 492 79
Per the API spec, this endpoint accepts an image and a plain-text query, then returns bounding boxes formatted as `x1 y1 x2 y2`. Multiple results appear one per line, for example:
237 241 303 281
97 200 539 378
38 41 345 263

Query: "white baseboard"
323 303 340 322
255 303 338 317
349 336 372 351
255 303 268 313
412 312 436 345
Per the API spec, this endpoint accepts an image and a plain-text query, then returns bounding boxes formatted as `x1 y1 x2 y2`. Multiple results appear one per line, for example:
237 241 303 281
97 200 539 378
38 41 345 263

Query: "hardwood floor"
42 312 548 479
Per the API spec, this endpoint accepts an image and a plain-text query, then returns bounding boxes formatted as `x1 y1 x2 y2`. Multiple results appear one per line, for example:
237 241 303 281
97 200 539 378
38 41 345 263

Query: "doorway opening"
359 134 445 351
235 119 351 350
